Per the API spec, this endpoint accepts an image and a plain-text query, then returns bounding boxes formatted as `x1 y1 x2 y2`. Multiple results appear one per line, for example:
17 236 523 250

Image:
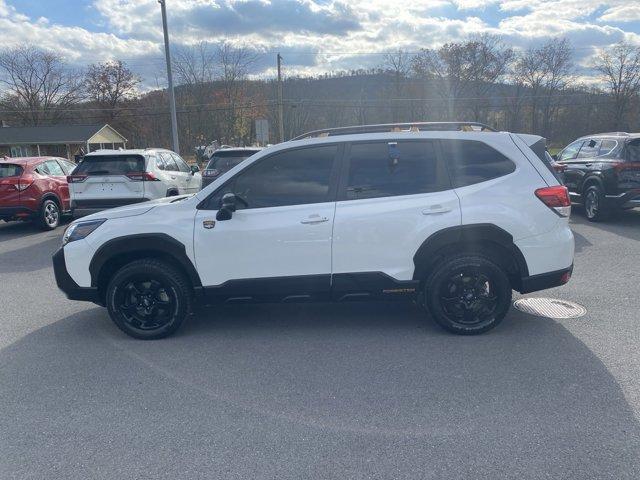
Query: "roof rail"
291 122 496 141
592 132 630 136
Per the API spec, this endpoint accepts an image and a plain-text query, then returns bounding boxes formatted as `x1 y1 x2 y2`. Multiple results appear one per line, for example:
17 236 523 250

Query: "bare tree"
412 35 512 121
173 41 218 86
381 50 413 121
514 38 574 135
593 41 640 131
0 46 83 125
85 60 140 121
217 42 259 144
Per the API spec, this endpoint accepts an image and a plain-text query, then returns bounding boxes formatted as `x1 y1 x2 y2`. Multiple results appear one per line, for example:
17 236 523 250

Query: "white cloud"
599 5 640 22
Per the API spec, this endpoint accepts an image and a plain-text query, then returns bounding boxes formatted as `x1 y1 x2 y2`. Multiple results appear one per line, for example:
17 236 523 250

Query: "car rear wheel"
584 185 610 222
424 254 512 335
38 199 60 230
106 259 192 340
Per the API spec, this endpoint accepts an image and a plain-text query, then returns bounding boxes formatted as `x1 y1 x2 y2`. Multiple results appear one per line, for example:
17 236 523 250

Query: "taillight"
126 171 160 181
15 174 34 191
535 185 571 217
67 175 88 183
553 164 566 173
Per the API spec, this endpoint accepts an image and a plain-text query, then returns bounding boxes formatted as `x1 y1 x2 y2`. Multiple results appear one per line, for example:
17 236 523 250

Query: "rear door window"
441 140 516 188
626 139 640 162
577 139 601 158
0 164 23 177
45 160 65 176
344 141 448 200
599 140 618 156
74 155 145 175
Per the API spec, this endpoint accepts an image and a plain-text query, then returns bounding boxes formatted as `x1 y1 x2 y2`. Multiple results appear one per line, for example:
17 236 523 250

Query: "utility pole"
277 53 284 143
159 0 179 154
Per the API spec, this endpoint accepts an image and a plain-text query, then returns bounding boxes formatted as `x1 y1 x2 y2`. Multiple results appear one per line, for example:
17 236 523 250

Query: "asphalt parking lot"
1 210 639 479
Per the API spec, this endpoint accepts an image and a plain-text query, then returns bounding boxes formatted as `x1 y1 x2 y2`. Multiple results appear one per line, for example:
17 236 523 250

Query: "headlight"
62 219 106 246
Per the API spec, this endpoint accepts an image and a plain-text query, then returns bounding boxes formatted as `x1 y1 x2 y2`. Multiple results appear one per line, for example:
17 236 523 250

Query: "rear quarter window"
74 155 145 175
441 140 516 188
0 164 23 178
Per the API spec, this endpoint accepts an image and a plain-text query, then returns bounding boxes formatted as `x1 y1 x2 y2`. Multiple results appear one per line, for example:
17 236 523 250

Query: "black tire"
166 189 179 197
38 199 60 230
583 184 610 222
105 259 192 340
424 254 512 335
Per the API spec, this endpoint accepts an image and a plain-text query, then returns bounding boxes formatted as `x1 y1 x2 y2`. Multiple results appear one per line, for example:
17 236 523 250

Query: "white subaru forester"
53 123 574 339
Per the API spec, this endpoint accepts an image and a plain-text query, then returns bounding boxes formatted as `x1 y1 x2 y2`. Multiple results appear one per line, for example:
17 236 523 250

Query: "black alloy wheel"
425 255 512 335
106 259 192 339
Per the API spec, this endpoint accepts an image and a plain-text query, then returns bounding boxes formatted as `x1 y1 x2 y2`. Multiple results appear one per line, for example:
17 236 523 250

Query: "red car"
0 156 76 230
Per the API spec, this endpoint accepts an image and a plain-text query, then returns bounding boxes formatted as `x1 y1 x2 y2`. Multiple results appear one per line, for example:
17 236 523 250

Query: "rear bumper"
52 248 101 304
71 197 151 217
519 264 573 294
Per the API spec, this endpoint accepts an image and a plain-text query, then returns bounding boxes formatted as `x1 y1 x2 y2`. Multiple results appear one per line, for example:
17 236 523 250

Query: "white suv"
68 148 201 217
53 123 574 339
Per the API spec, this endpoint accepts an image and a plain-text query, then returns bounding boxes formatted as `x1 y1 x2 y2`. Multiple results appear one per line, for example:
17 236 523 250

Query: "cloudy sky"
1 0 639 85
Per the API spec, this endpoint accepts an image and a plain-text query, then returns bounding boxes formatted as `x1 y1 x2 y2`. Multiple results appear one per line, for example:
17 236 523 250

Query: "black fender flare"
89 233 202 289
412 224 529 281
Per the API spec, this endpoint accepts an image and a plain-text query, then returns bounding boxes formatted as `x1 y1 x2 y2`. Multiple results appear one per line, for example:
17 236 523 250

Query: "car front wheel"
106 259 192 340
424 254 512 335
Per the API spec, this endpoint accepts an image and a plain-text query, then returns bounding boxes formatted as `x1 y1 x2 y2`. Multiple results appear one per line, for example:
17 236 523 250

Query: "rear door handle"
301 216 329 225
422 206 451 215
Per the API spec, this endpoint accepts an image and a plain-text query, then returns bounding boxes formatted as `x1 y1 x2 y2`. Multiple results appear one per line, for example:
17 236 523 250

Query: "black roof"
0 124 120 145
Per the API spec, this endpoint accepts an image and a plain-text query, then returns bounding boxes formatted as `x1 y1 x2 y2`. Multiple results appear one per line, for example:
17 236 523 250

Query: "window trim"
197 143 345 211
336 139 451 202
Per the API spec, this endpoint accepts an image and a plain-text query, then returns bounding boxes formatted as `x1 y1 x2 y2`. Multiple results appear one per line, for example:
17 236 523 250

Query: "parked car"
0 156 76 230
53 122 574 340
554 132 640 221
201 147 262 189
68 148 201 217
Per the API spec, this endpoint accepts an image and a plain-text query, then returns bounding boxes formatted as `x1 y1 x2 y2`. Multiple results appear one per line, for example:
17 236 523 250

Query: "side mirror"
216 193 237 221
190 164 200 175
552 154 559 161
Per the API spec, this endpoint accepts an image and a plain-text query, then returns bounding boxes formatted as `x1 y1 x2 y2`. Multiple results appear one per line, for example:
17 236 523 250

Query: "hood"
74 195 195 223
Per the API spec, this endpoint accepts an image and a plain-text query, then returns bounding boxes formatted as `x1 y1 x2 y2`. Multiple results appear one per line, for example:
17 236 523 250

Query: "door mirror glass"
190 164 200 174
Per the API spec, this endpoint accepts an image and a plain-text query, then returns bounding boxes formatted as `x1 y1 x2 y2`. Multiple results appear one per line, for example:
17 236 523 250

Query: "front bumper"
519 264 573 294
52 248 101 304
71 198 152 218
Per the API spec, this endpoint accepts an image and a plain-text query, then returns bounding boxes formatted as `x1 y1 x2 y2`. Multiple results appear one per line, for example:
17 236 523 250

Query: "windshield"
0 164 23 178
74 155 145 175
206 151 258 170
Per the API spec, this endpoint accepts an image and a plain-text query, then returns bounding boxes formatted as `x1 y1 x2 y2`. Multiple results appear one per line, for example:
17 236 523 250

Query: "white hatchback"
68 148 201 217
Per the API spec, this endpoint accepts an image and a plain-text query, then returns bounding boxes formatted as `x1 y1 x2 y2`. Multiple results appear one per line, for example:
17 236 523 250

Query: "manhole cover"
513 298 587 319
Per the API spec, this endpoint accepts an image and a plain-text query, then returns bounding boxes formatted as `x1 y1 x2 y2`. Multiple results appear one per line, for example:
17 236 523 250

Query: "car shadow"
1 302 639 478
571 206 640 242
0 232 62 273
0 218 70 244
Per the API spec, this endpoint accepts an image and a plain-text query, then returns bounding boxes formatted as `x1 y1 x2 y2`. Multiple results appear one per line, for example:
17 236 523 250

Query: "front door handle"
422 205 452 215
301 216 329 225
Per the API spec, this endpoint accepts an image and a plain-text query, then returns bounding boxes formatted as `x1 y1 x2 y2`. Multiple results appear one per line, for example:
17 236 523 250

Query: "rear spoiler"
515 134 547 161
